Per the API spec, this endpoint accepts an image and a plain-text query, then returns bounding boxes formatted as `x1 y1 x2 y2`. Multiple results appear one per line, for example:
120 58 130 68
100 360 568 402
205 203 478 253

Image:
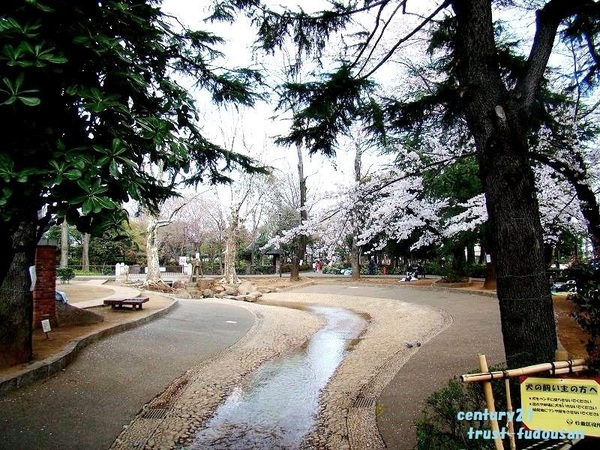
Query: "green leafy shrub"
322 263 345 274
73 266 114 276
56 267 75 283
235 260 248 273
465 264 487 279
415 374 508 450
322 264 341 275
300 263 312 272
440 268 469 283
387 265 405 275
248 264 276 274
199 261 222 275
424 261 444 276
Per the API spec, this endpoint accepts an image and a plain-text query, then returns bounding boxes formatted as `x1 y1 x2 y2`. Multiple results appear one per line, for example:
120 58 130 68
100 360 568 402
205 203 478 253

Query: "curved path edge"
0 298 179 396
111 298 324 450
282 292 454 450
376 285 505 450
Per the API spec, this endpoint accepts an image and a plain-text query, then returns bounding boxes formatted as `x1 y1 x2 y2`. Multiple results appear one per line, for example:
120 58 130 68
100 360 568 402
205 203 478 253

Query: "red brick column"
32 245 57 329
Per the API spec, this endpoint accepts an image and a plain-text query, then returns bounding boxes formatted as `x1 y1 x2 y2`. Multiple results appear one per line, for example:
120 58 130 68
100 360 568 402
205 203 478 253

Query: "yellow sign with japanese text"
520 377 600 437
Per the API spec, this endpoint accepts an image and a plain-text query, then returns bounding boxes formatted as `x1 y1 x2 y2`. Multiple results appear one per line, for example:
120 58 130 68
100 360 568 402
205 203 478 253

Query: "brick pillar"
32 245 57 329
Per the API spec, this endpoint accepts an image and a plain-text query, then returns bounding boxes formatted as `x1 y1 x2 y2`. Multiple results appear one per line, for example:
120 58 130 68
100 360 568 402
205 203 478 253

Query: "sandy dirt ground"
3 277 587 378
57 283 115 303
0 276 591 450
0 291 173 380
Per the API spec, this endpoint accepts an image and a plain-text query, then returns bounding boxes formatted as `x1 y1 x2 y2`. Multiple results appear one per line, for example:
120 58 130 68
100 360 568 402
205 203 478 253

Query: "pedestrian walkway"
0 300 255 450
0 278 576 449
290 283 505 449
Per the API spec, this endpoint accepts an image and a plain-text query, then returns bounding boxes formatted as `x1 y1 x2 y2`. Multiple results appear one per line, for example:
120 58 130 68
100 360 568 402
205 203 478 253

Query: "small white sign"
41 319 51 333
486 254 492 263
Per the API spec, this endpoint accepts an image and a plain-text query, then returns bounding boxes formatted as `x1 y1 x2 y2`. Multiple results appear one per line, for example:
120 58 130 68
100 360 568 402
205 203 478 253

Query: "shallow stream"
186 305 366 449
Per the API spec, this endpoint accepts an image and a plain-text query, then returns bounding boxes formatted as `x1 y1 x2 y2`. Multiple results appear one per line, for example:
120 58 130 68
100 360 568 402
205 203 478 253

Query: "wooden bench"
103 297 149 310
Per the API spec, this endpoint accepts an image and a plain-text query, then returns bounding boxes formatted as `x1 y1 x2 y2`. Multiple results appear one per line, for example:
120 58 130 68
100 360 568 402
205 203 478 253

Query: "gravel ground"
112 292 449 450
268 293 450 450
111 299 324 450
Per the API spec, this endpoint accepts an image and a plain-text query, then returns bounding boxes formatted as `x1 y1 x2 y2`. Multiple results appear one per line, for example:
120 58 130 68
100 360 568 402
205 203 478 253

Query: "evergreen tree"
0 0 265 368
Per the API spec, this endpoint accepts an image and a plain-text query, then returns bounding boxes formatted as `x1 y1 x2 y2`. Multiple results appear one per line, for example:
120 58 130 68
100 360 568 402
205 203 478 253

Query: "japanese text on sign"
520 377 600 437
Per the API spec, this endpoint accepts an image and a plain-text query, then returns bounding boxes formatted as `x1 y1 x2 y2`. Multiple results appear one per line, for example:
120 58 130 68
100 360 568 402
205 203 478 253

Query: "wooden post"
479 354 504 450
555 348 569 361
504 379 516 450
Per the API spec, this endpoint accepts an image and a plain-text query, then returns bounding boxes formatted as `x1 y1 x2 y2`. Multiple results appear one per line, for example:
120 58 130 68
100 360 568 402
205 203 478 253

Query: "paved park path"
0 283 505 450
290 283 505 450
0 300 254 450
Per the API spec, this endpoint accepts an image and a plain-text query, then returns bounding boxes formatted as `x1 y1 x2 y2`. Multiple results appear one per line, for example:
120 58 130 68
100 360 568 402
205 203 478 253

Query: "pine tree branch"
514 0 597 112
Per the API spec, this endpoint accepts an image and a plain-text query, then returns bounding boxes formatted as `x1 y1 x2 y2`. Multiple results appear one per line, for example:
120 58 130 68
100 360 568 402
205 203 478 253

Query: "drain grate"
353 397 376 408
521 440 571 450
142 408 168 419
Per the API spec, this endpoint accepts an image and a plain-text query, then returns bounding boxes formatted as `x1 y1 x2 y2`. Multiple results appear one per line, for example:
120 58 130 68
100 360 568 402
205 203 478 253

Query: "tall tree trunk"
81 232 90 272
223 211 239 285
466 242 476 265
453 0 557 367
351 140 363 280
146 215 161 283
290 143 308 282
290 253 300 281
351 238 361 280
250 244 256 275
452 245 466 275
60 221 69 268
0 220 37 369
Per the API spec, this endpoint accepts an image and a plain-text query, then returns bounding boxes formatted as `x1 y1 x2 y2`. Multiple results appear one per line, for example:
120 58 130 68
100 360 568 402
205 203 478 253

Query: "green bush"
73 267 114 276
249 264 276 274
388 265 405 275
276 262 313 274
440 268 469 283
321 264 334 274
300 263 312 272
282 263 312 273
235 260 248 273
322 263 347 274
465 264 487 279
424 261 444 276
56 267 75 283
200 261 222 275
415 370 507 450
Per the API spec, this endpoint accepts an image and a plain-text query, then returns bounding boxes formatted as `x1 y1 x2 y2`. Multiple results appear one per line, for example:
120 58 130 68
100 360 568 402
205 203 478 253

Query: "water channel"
186 305 366 449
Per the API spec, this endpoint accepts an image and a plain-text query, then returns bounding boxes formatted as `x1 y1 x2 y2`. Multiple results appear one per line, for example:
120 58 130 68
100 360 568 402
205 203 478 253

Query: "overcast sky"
161 0 394 196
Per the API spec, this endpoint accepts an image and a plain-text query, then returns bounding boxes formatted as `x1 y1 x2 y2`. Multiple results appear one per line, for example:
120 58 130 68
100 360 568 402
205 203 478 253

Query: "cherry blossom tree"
212 0 600 369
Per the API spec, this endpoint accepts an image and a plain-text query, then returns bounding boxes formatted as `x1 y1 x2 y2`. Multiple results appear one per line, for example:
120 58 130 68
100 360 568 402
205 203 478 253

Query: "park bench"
103 297 149 310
